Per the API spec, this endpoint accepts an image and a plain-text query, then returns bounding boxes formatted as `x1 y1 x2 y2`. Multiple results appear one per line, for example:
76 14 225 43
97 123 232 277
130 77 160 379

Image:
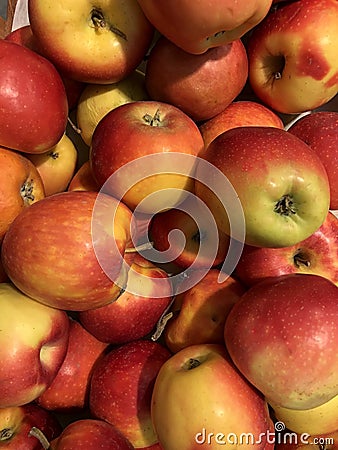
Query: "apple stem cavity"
264 54 285 83
20 179 35 204
28 427 50 449
0 427 14 441
183 358 201 370
294 251 311 268
90 8 127 40
143 109 162 127
274 194 297 216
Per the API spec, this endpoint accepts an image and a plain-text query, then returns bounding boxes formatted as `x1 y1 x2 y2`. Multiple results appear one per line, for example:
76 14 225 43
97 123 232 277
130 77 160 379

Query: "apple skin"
67 161 99 192
90 100 205 214
25 134 78 197
164 269 247 353
0 40 68 153
89 339 171 448
28 0 154 84
224 273 338 410
1 191 134 311
36 319 108 412
145 36 248 122
136 0 273 54
0 403 62 449
151 343 274 450
235 210 338 287
247 0 338 114
199 100 284 148
49 419 134 450
288 111 338 210
0 283 70 407
195 126 330 248
79 253 172 345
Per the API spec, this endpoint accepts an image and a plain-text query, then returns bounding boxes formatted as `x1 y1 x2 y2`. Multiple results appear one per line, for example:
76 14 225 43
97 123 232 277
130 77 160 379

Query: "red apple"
89 339 171 448
164 269 247 352
151 343 274 450
28 0 154 84
224 273 338 410
0 283 70 407
199 100 284 148
145 36 248 121
136 0 273 54
0 403 61 449
90 100 205 214
235 211 338 287
1 191 134 311
195 126 330 248
288 111 338 210
49 419 134 450
79 253 172 345
36 319 108 412
247 0 338 114
0 39 68 153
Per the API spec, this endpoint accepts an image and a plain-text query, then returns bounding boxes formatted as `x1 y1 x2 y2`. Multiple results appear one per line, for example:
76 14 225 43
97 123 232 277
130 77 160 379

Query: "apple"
67 161 99 192
28 0 154 84
224 273 338 410
195 126 330 248
0 39 68 153
0 282 70 407
79 253 172 345
235 211 338 287
288 111 338 210
0 403 61 449
164 269 247 353
136 0 273 54
25 134 78 197
36 319 108 412
199 100 284 149
247 0 338 114
151 343 274 450
89 339 171 448
48 419 134 450
90 100 205 214
144 36 248 121
0 147 45 242
1 191 134 311
76 69 149 146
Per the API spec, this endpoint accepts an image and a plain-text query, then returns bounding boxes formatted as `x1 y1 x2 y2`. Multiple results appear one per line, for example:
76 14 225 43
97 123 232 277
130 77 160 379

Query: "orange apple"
68 161 99 192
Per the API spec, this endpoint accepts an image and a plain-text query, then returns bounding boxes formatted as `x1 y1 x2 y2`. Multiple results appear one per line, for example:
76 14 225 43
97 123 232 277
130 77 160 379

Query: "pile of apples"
0 0 337 449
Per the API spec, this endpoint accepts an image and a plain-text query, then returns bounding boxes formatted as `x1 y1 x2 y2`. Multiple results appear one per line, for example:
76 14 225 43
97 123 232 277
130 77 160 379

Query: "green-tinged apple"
1 191 134 311
89 339 171 448
247 0 338 114
235 211 338 286
164 269 247 353
199 100 284 148
0 40 68 153
25 134 78 197
0 147 45 242
36 319 108 412
77 69 149 146
90 100 205 214
270 392 338 436
149 194 230 269
28 0 154 84
145 36 248 121
48 419 134 449
0 403 61 449
0 283 70 407
195 126 330 248
79 253 172 345
68 161 99 192
288 111 338 210
151 343 274 450
224 273 338 410
136 0 273 54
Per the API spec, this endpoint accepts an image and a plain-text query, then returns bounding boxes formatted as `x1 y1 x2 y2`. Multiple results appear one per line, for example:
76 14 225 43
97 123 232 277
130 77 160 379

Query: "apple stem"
67 116 82 134
91 9 127 40
152 311 174 341
125 242 154 253
274 194 296 216
29 427 50 449
143 109 162 127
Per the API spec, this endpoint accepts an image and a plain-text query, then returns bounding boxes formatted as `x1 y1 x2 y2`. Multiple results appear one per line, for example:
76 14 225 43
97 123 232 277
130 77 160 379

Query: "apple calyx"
183 358 202 370
274 194 296 216
29 426 50 450
293 249 311 268
20 178 36 205
0 427 14 442
90 8 127 41
143 109 162 127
